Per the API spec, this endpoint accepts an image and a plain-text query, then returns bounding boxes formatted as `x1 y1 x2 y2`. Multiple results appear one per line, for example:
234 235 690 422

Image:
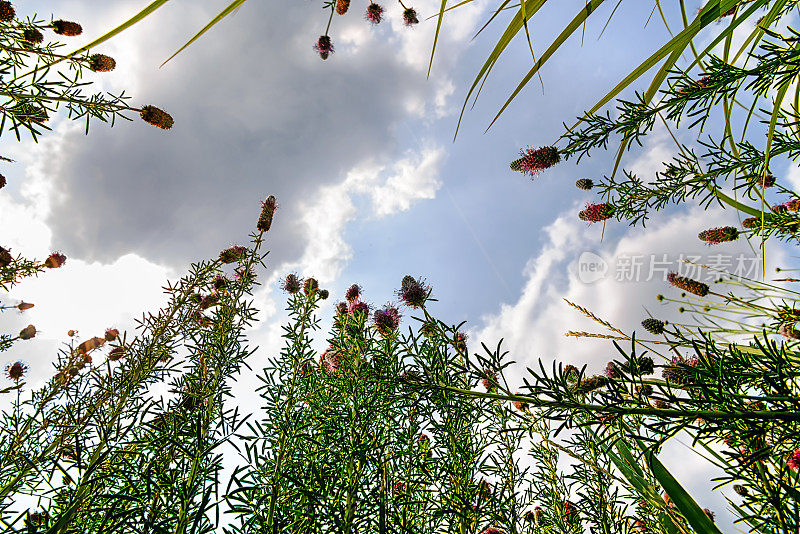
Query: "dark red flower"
563 500 578 523
319 346 342 375
5 361 27 381
579 203 614 223
88 53 116 72
336 0 350 14
104 328 119 341
304 277 319 296
349 301 370 317
403 7 419 25
44 252 66 268
283 273 302 294
219 245 247 264
698 226 739 245
512 392 529 412
373 305 400 334
398 275 428 308
52 20 82 36
345 284 362 302
0 1 14 22
314 35 334 60
667 272 709 297
257 195 276 232
365 2 384 23
22 28 43 44
788 449 800 471
510 146 560 176
140 105 174 130
19 325 36 340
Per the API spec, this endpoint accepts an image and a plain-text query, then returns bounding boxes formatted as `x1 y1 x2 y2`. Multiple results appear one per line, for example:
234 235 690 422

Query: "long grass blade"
161 0 248 67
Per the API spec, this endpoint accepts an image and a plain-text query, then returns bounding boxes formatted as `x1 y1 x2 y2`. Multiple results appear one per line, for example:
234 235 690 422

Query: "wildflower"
563 364 579 383
0 1 14 22
319 289 329 299
51 20 82 36
563 500 578 523
482 527 503 534
534 506 544 525
335 301 348 316
365 3 384 23
661 354 700 385
19 325 36 340
304 277 319 296
373 305 400 334
140 105 174 129
0 247 12 267
482 369 497 392
212 274 229 291
44 252 66 268
314 35 334 60
642 318 665 335
349 300 370 317
108 347 125 361
88 53 115 72
779 324 800 340
698 226 739 245
22 28 43 44
667 272 709 297
345 283 362 302
733 484 749 496
336 0 350 14
5 361 27 381
77 336 105 353
636 384 653 396
320 346 342 375
510 146 560 176
282 273 302 294
788 449 800 471
478 479 491 497
773 203 788 214
752 173 775 187
579 203 614 223
605 361 620 378
575 375 607 393
199 294 218 309
67 329 77 337
403 7 419 25
656 294 664 301
398 275 428 308
105 328 119 342
636 356 655 375
454 332 467 353
575 178 593 190
219 245 247 263
512 392 529 412
523 510 535 523
0 174 5 188
787 199 800 211
742 217 760 229
418 433 430 447
16 302 33 311
256 195 277 232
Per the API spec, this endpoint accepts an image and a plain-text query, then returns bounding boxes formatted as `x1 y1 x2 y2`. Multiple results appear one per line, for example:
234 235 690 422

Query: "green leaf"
428 0 449 77
161 0 248 67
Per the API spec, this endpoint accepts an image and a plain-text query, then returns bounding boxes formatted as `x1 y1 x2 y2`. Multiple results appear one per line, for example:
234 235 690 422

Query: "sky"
1 0 797 531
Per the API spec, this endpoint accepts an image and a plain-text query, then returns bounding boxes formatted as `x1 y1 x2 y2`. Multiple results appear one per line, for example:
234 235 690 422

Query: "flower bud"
88 53 116 72
641 318 665 335
0 1 15 22
44 252 66 268
336 0 350 14
22 28 43 44
52 20 82 36
16 301 34 311
257 195 276 232
140 105 174 130
19 324 36 339
575 178 594 190
403 7 419 25
667 272 709 297
105 328 119 341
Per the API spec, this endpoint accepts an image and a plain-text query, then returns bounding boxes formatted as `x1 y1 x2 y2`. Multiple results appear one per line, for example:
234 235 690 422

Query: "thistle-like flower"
22 28 43 44
257 195 277 232
0 247 12 267
345 284 362 302
563 501 579 523
212 273 229 291
579 203 614 223
752 173 775 187
51 20 82 36
104 328 119 341
454 332 467 354
336 0 350 14
698 226 739 245
667 272 709 297
482 527 503 534
44 252 66 268
733 484 749 496
0 1 14 22
0 174 5 189
349 301 370 317
5 361 27 381
510 146 560 176
661 354 700 385
641 318 665 335
304 277 319 296
19 325 36 340
320 346 342 375
575 178 594 190
108 347 125 361
604 361 620 378
319 289 329 299
88 53 116 72
482 369 498 392
512 392 529 412
140 105 174 129
398 275 428 308
373 305 400 334
636 384 653 396
219 245 247 263
403 7 419 25
742 217 760 229
787 199 800 211
314 35 334 60
283 273 302 294
366 3 384 23
563 364 579 383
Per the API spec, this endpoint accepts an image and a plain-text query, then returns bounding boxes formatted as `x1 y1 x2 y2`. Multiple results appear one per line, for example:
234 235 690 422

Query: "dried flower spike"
257 195 276 232
140 105 174 130
398 275 428 308
579 203 614 223
0 1 14 22
336 0 350 14
5 361 27 381
575 178 593 190
510 146 560 176
283 273 302 294
641 318 665 335
22 28 43 44
52 20 82 36
16 301 33 311
44 252 66 268
698 226 739 245
403 7 419 25
219 245 247 263
88 54 116 72
667 272 709 297
19 324 36 340
373 305 400 335
365 2 384 23
314 35 334 60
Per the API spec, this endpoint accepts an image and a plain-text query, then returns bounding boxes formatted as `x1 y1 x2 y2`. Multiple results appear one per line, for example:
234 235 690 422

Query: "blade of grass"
428 0 449 77
161 0 248 67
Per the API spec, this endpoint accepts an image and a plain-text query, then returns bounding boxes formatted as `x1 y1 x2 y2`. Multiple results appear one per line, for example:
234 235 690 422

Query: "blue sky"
2 0 797 531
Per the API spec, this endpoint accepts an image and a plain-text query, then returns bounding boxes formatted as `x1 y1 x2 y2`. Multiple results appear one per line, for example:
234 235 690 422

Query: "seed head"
88 53 116 72
257 195 277 232
642 318 665 335
0 1 14 22
19 325 36 340
0 247 12 267
77 336 105 354
304 277 319 296
579 203 614 223
140 105 174 130
512 392 529 412
314 35 334 60
345 284 362 302
366 3 384 23
52 20 82 36
403 7 419 25
534 506 544 525
319 289 329 299
523 510 535 523
5 361 27 381
636 356 655 375
44 252 66 268
335 301 348 316
212 274 229 291
512 146 560 176
733 484 749 496
667 272 709 297
779 324 800 340
283 273 302 294
698 226 739 245
17 301 34 311
108 347 125 361
22 28 43 44
104 328 119 341
398 275 428 308
336 0 350 14
654 399 670 409
373 305 400 335
219 245 247 264
575 178 594 190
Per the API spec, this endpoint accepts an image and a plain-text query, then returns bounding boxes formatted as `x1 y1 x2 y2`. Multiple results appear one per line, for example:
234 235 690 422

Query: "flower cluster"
509 146 561 176
698 226 739 245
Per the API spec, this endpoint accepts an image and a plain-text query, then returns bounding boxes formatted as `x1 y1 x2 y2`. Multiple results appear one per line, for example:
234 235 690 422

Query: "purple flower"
365 2 384 24
510 146 560 176
345 284 362 302
283 273 302 294
398 275 428 308
698 226 739 245
579 203 614 223
314 35 334 60
349 301 370 317
373 305 400 334
788 449 800 471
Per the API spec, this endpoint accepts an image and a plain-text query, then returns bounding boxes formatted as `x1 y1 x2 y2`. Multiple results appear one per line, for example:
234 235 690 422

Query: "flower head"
698 226 739 245
314 35 334 60
336 0 350 14
365 3 384 23
304 277 319 296
44 252 66 269
283 273 302 294
398 275 428 308
789 449 800 471
335 301 348 316
482 369 498 392
579 203 614 223
19 325 36 340
654 399 671 409
482 527 503 534
17 301 33 311
373 305 400 335
575 178 594 190
319 289 329 300
563 500 578 523
88 53 115 72
563 364 579 383
0 174 5 189
510 146 560 176
605 361 620 378
662 354 700 385
319 346 342 375
52 20 82 36
733 484 749 496
752 173 775 188
104 328 119 341
636 384 653 396
219 245 247 264
641 318 665 335
453 332 467 353
512 392 529 412
0 1 14 22
22 28 43 44
257 195 277 232
0 247 13 267
403 7 419 25
140 105 174 129
575 375 607 393
345 284 362 302
108 347 125 361
5 361 27 381
349 300 370 317
667 272 709 297
779 323 800 340
786 199 800 212
212 274 229 291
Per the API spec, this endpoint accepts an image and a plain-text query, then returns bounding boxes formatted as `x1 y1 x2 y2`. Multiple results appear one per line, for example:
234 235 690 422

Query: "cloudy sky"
2 0 797 530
